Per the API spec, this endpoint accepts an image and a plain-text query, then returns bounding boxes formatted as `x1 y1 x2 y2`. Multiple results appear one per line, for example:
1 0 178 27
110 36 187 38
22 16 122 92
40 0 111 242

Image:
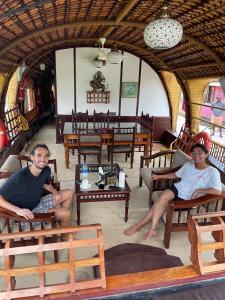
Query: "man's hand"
15 208 34 220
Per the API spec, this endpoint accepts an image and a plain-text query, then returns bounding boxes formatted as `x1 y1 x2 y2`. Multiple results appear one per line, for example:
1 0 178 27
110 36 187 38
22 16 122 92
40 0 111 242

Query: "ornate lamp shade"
107 50 123 64
93 58 104 68
144 6 183 50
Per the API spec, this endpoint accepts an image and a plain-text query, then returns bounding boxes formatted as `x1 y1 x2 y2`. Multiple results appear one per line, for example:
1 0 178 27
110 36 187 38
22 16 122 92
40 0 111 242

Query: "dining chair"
72 110 89 132
109 127 135 168
77 129 102 164
93 110 109 129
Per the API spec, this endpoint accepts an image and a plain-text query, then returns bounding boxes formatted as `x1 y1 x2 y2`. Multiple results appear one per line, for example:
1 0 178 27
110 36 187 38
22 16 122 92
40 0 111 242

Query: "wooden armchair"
139 150 191 206
0 206 59 290
151 168 225 249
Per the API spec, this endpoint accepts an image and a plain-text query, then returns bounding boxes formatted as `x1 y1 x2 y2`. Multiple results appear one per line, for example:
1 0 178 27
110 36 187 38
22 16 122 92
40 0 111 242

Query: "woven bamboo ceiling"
0 0 225 80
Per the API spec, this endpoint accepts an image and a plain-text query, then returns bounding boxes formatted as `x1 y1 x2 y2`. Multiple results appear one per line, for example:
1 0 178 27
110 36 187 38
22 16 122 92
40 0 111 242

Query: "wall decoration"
122 82 138 98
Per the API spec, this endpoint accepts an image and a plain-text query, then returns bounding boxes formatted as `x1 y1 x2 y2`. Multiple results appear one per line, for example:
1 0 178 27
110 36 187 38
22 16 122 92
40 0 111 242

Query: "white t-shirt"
174 161 222 200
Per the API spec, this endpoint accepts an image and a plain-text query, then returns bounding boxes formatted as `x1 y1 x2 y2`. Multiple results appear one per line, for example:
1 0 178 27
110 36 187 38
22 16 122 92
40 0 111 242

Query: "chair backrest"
112 127 135 146
72 111 89 131
93 111 109 129
78 129 102 147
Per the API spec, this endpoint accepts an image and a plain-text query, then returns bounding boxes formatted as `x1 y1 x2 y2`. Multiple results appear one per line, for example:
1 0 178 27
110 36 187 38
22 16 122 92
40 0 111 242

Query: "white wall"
55 48 169 116
120 53 139 116
139 61 169 116
56 49 74 115
76 48 120 114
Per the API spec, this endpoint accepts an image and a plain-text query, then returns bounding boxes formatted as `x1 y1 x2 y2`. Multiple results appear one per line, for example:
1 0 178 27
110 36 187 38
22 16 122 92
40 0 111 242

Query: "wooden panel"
0 224 106 299
152 116 172 141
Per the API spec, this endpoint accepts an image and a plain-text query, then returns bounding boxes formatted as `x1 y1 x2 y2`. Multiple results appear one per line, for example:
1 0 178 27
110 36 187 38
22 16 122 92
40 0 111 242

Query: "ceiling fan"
93 37 123 68
93 38 107 68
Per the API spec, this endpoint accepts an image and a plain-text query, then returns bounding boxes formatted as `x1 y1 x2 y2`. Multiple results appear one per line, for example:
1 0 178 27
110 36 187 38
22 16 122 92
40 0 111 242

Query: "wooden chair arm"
169 194 224 210
141 150 175 162
0 171 13 179
152 166 181 175
18 155 31 161
0 207 55 222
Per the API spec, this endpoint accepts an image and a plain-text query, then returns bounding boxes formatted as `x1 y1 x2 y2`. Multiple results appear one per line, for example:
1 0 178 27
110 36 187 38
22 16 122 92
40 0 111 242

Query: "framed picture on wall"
122 82 138 98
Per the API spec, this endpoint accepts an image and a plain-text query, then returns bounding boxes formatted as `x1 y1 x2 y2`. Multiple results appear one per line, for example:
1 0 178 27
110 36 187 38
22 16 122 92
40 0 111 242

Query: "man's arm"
44 184 62 204
44 183 58 194
0 195 34 219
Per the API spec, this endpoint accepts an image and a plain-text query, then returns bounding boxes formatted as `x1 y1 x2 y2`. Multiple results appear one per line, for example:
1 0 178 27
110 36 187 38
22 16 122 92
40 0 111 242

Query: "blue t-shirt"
0 166 51 210
212 101 225 117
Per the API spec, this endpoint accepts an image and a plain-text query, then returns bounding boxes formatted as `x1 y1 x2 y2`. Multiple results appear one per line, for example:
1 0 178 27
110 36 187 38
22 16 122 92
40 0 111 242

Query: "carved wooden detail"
87 91 110 104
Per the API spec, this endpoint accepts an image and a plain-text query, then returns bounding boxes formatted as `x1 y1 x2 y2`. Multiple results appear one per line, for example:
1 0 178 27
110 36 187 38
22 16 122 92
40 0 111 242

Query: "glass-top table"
75 164 130 225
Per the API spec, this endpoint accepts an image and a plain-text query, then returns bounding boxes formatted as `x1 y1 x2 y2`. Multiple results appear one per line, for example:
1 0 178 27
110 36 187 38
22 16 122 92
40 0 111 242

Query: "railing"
209 140 225 171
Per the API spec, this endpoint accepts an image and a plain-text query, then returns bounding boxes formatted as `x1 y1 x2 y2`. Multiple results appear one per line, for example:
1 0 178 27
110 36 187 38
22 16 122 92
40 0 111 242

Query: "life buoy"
0 120 10 148
193 131 211 151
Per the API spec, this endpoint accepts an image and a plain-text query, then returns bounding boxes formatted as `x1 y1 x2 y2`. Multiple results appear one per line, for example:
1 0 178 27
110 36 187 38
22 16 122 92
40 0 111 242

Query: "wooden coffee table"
75 164 130 225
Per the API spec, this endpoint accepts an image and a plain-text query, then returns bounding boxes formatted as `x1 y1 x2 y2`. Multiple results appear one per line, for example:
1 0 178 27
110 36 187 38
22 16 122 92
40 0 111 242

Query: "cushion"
104 243 167 260
171 150 191 168
0 155 21 173
140 168 152 189
104 252 183 276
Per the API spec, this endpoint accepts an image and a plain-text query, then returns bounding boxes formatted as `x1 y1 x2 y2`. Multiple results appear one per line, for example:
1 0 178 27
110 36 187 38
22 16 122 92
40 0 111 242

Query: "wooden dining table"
63 121 152 168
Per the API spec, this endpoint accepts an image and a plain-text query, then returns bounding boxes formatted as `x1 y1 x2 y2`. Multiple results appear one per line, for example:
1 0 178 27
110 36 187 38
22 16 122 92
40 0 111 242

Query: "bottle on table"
81 162 88 179
118 168 125 188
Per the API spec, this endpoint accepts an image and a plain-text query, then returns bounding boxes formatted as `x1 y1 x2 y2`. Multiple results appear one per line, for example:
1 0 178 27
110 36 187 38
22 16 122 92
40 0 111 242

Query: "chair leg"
139 176 143 187
130 152 134 168
163 206 174 249
107 146 110 162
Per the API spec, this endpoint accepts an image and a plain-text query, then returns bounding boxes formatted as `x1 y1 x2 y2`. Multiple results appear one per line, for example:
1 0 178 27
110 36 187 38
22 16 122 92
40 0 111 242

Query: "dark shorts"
170 184 184 201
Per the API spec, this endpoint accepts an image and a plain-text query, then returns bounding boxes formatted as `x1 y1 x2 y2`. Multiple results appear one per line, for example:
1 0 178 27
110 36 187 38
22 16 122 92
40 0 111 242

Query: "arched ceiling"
0 0 225 80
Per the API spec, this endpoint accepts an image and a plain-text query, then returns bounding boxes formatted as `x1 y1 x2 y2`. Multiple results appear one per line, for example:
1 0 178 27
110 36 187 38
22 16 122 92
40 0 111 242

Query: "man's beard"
33 161 46 170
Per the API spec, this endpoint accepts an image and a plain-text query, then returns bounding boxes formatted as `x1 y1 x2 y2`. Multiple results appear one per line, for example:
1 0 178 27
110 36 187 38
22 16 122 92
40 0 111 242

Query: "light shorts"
32 194 54 213
211 115 222 126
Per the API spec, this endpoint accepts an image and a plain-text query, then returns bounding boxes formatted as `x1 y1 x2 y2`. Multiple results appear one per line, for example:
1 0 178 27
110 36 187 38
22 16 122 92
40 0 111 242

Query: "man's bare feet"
143 229 157 240
124 224 140 236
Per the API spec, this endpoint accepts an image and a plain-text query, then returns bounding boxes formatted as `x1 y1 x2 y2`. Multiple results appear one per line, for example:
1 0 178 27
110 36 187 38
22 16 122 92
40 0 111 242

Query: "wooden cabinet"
87 91 110 104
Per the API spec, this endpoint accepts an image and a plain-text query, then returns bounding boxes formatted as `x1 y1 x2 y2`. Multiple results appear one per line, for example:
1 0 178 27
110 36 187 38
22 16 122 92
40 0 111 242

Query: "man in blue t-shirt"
0 144 73 227
211 96 225 137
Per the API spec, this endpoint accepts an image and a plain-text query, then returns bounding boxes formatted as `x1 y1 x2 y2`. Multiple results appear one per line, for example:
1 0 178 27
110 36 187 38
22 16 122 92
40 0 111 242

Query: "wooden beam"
102 0 139 38
183 34 222 63
173 61 225 71
0 21 222 72
0 59 18 66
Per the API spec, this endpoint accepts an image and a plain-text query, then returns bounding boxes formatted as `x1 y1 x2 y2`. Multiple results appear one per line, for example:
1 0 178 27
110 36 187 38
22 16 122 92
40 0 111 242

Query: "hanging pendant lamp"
143 6 183 50
107 50 123 64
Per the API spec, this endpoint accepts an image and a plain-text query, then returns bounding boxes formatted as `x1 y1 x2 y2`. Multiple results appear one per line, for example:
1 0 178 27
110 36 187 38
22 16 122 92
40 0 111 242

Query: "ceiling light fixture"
107 49 123 64
93 58 104 68
40 63 45 71
143 5 183 50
